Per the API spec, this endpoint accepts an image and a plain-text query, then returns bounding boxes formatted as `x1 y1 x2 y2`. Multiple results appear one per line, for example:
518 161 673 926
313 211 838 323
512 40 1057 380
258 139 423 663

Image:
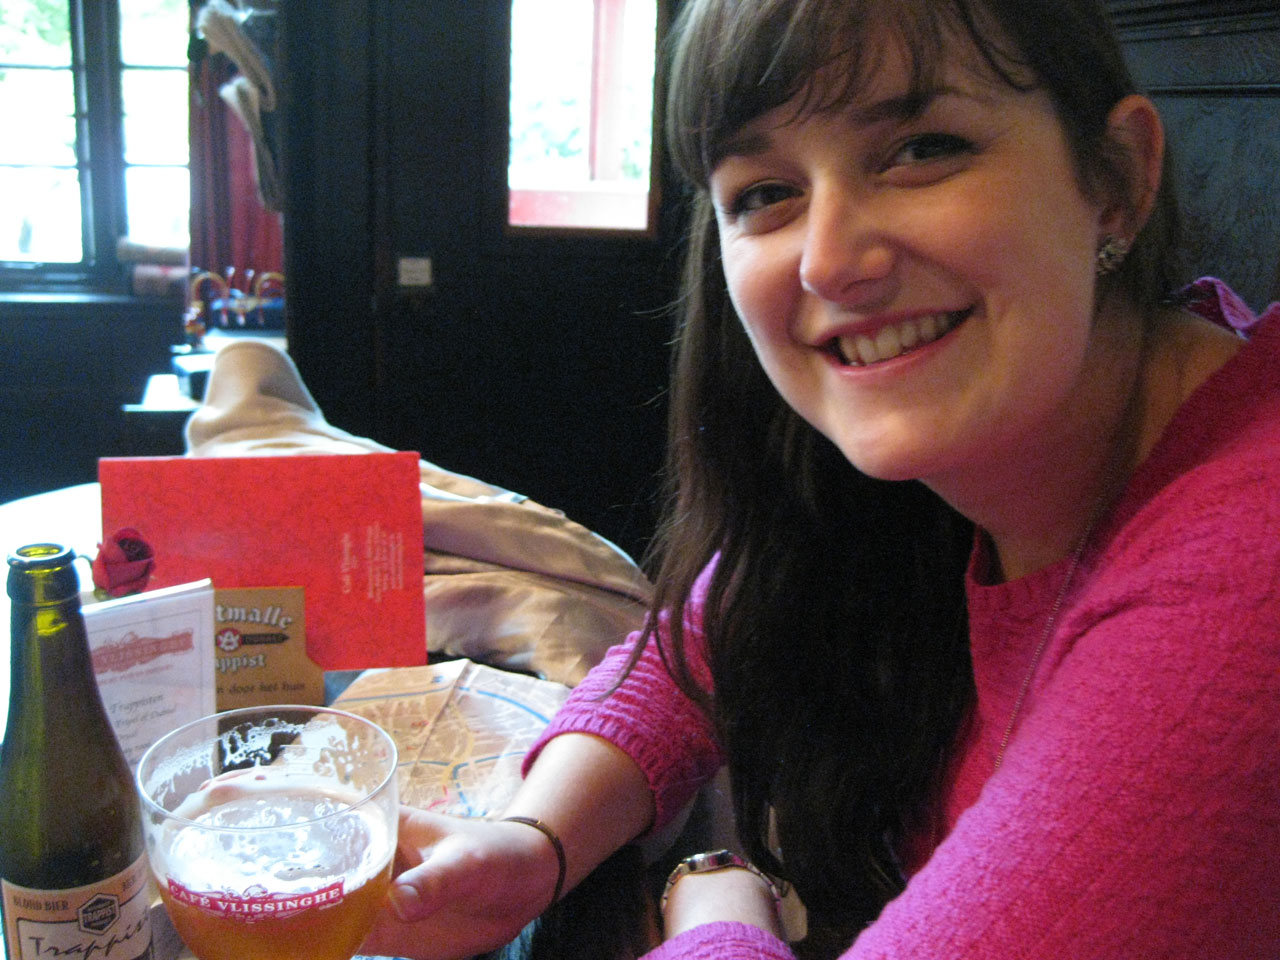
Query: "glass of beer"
135 705 399 960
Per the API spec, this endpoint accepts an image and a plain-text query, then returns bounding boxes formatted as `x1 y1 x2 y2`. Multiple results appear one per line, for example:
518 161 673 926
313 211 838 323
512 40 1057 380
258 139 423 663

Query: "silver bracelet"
660 849 782 913
499 816 566 909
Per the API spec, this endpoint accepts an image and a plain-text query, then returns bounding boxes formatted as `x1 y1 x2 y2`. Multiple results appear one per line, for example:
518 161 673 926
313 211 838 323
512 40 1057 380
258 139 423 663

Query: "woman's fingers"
387 833 475 920
360 810 555 960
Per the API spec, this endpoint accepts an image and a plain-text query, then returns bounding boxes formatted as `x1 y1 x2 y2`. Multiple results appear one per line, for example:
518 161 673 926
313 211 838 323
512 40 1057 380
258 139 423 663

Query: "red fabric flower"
91 528 155 598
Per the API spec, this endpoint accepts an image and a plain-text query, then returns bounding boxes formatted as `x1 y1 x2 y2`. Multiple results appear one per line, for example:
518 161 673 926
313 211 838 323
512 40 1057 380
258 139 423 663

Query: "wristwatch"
660 849 783 912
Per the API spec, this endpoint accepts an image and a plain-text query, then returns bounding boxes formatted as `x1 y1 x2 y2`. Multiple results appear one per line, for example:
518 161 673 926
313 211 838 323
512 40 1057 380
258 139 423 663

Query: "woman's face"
709 39 1113 495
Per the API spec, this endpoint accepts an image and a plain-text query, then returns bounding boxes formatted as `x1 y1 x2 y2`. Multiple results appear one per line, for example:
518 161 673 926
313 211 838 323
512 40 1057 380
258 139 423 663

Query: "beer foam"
160 786 393 896
170 770 363 822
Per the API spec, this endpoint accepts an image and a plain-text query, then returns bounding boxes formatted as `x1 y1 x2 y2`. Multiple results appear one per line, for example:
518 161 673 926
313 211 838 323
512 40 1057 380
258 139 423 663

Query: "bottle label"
2 854 152 960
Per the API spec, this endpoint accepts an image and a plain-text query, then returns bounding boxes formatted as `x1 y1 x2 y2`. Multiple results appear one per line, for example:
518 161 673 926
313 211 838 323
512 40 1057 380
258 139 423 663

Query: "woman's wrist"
660 850 783 940
498 816 567 909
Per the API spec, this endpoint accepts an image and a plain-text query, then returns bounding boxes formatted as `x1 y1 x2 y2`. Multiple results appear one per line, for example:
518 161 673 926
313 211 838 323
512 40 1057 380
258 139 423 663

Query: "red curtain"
188 32 284 297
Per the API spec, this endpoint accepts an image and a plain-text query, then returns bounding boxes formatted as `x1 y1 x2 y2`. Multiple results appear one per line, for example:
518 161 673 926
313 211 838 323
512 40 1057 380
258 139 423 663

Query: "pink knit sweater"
525 279 1280 959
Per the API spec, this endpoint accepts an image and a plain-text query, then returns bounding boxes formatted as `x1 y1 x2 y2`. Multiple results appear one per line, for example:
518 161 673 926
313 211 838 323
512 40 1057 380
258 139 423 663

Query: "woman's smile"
824 307 973 367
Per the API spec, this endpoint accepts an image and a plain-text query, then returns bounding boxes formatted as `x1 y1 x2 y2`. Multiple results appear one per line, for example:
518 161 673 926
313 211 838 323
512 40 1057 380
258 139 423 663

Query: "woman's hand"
359 808 562 960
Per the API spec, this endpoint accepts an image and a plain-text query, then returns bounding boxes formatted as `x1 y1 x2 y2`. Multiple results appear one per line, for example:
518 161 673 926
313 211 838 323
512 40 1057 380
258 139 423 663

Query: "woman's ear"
1100 94 1165 239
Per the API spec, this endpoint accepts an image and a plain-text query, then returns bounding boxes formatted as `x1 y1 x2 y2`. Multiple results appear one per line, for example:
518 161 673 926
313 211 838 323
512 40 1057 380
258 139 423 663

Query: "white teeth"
855 335 877 364
874 324 903 360
835 311 964 366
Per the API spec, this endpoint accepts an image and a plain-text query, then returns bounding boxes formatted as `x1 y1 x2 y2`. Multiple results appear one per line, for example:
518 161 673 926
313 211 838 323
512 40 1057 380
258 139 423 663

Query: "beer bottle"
0 544 153 960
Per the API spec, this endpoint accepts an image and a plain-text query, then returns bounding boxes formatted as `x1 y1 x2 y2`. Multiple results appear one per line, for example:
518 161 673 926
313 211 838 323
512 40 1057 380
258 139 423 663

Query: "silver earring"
1096 234 1131 276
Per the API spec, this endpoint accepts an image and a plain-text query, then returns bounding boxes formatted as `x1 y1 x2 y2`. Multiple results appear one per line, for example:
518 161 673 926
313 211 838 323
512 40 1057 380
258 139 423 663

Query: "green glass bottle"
0 544 153 960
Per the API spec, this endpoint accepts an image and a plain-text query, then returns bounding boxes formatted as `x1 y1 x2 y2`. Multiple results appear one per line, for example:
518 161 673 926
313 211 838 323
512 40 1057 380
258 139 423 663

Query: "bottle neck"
7 544 81 606
4 543 117 764
6 596 106 749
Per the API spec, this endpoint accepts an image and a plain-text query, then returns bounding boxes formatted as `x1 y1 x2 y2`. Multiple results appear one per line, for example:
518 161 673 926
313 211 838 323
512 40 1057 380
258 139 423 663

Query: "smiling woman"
348 2 1279 959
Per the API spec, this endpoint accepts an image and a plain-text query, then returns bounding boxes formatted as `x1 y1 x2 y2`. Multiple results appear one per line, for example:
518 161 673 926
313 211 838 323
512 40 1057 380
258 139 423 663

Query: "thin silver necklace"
990 504 1103 773
988 288 1160 771
989 314 1151 773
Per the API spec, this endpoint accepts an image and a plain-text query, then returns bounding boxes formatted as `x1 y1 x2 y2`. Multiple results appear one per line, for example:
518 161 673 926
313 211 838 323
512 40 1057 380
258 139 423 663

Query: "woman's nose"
798 185 895 303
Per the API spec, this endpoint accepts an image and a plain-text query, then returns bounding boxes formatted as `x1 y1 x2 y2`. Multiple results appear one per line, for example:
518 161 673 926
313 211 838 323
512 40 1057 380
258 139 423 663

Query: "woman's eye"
887 133 974 168
728 181 797 216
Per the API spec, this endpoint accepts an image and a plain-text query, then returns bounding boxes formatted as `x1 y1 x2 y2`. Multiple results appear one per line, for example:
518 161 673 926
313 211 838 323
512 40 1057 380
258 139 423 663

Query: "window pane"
125 165 188 247
508 0 658 232
509 0 593 188
0 67 76 164
122 68 189 164
0 166 82 262
0 0 71 67
120 0 189 67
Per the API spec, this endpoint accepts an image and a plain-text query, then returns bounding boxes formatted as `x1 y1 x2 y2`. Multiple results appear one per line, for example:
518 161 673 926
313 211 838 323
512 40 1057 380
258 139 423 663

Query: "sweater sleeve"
522 566 725 831
840 462 1280 959
641 922 795 960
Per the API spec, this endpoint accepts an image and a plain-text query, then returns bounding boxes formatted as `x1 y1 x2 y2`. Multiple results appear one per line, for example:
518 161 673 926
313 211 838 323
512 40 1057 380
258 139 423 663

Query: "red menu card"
99 452 426 670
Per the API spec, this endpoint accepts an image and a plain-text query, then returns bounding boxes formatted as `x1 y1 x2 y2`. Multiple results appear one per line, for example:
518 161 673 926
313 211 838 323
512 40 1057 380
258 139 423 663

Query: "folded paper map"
332 658 570 816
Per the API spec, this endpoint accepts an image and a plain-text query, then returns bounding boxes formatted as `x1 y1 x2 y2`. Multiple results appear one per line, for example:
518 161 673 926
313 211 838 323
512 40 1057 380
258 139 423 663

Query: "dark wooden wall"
1108 0 1280 309
0 296 178 505
280 0 684 562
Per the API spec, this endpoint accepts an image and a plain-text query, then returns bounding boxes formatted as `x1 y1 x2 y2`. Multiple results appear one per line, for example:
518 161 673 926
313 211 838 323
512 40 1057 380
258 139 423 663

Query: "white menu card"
83 580 217 769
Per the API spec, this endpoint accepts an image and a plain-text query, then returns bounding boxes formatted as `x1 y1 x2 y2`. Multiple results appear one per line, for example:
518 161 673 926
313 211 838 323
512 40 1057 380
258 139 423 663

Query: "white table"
0 483 103 744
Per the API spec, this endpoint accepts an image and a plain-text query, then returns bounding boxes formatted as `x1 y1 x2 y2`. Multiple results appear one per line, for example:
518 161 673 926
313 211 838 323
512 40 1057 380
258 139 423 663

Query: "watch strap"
660 849 782 912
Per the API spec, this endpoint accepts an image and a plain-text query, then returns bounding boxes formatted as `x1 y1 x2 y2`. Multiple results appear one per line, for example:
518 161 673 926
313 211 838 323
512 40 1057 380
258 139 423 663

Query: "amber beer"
154 791 394 960
159 867 392 960
136 706 399 960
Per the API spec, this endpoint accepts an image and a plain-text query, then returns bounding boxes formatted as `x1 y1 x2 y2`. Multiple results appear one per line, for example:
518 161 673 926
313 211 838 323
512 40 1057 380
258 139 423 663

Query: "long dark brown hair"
638 0 1185 951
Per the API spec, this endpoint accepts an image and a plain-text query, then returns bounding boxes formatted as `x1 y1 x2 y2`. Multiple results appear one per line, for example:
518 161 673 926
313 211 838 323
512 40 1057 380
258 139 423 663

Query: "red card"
99 452 426 670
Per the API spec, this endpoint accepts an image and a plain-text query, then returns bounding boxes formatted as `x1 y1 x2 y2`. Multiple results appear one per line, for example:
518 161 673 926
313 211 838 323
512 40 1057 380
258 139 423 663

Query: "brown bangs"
664 0 1033 187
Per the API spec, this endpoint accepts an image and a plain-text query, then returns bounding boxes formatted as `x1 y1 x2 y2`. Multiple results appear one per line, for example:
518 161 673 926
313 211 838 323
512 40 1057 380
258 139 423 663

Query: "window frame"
2 0 146 294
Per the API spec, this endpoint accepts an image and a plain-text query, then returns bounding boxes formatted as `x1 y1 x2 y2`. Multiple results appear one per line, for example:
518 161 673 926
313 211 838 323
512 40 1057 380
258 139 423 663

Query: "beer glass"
136 705 399 960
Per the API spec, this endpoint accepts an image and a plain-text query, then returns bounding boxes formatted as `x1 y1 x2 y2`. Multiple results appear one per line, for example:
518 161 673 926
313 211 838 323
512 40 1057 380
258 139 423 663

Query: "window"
0 0 189 289
508 0 659 233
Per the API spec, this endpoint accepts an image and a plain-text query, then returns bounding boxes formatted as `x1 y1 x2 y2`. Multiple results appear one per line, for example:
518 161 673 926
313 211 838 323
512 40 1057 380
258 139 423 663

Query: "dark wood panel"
1108 0 1280 33
1155 95 1280 308
279 0 380 440
280 0 682 559
0 297 179 503
1110 1 1280 307
1122 22 1280 89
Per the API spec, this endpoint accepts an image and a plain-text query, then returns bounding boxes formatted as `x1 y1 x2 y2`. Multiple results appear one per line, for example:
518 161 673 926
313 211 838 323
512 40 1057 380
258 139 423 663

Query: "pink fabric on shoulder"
1182 275 1276 332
